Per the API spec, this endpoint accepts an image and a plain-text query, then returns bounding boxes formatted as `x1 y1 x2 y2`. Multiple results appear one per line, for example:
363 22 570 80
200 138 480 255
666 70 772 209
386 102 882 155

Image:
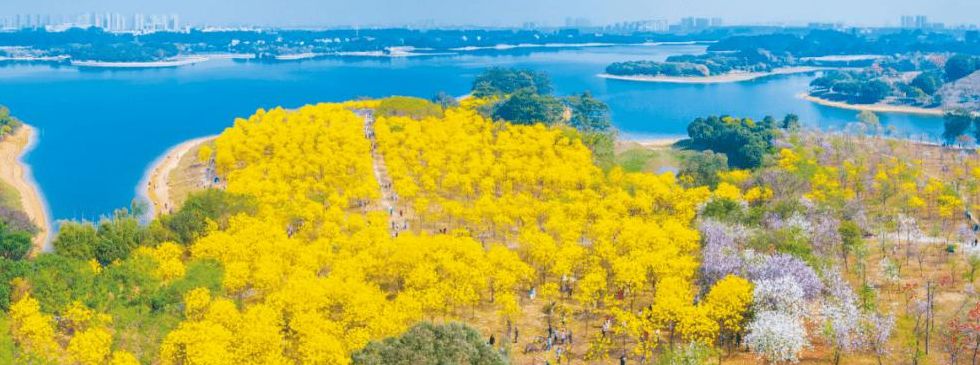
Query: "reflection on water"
0 45 943 220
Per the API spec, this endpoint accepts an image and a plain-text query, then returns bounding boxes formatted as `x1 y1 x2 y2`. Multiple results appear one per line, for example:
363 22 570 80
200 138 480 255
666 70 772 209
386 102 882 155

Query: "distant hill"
940 70 980 113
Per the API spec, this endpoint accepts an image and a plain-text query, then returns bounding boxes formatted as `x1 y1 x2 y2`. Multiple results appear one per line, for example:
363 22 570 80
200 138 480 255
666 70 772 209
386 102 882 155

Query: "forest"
2 66 980 364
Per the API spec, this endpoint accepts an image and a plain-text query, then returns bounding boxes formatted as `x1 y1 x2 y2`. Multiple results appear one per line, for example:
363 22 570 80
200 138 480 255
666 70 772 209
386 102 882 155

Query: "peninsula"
0 125 49 252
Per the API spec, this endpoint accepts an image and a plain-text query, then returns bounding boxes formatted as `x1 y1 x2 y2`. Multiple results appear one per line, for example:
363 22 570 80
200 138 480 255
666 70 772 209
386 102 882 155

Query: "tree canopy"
472 67 552 98
352 322 506 365
686 115 777 169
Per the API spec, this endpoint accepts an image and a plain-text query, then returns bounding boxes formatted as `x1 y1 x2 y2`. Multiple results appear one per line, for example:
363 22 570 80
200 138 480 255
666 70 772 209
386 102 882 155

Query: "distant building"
808 22 843 30
564 17 591 28
676 17 719 32
900 15 947 30
916 15 928 29
901 15 915 28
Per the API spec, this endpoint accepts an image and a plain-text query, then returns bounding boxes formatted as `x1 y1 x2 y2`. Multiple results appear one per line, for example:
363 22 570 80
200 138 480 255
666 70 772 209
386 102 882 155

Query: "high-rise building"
901 15 915 28
564 17 591 28
915 15 928 29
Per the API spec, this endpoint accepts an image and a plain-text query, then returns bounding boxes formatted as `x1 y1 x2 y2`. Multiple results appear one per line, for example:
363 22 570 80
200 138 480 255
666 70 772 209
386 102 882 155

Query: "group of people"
520 323 574 365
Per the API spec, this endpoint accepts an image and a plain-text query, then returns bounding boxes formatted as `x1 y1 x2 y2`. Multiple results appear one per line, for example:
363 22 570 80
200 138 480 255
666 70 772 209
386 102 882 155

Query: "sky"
0 0 977 28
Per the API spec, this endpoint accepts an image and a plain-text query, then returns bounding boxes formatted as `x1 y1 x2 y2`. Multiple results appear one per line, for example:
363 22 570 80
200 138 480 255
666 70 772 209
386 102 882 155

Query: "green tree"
858 110 881 135
565 91 611 132
472 67 552 97
945 54 978 82
943 111 974 145
158 189 257 245
352 322 507 365
839 220 863 271
93 209 149 265
680 150 729 188
491 88 563 125
781 114 801 130
911 71 944 95
432 91 460 110
857 80 892 104
0 258 28 310
686 115 775 169
53 221 99 260
0 222 32 261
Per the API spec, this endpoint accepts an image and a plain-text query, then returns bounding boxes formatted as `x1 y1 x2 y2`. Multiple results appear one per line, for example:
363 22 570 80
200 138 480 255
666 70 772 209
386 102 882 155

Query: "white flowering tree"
745 310 809 364
753 276 808 318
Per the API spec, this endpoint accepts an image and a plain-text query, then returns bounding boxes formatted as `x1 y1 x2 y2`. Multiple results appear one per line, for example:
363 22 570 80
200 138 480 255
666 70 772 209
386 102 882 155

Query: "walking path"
142 136 216 219
360 110 411 237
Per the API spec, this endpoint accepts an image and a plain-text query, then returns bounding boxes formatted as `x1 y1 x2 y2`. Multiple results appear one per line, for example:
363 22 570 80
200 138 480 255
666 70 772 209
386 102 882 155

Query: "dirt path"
0 126 50 253
142 136 216 218
360 111 413 236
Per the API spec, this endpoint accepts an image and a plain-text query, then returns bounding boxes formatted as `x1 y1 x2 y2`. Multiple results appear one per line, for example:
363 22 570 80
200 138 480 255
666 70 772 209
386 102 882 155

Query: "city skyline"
0 0 977 29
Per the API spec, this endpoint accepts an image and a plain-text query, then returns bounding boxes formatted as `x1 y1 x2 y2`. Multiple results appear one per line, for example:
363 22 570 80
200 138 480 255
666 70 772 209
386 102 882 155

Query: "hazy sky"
1 0 977 28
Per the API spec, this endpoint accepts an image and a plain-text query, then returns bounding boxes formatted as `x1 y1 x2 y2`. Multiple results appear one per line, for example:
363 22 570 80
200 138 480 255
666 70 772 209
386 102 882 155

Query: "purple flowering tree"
699 219 746 289
753 276 807 318
748 254 824 300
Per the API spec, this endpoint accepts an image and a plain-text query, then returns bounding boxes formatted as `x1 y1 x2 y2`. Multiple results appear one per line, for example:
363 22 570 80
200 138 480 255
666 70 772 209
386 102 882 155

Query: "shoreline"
139 135 216 219
71 56 210 68
598 67 827 84
0 125 51 254
621 137 684 148
799 93 945 116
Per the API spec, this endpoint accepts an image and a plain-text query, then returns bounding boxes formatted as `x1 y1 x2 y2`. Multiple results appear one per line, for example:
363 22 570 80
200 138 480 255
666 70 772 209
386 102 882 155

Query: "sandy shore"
141 136 216 219
625 137 683 148
598 67 826 84
0 126 50 253
71 56 209 68
799 93 944 116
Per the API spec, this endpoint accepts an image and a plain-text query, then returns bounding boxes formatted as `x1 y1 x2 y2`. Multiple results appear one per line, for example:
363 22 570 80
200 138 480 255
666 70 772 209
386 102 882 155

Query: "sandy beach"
598 67 826 84
141 136 216 219
799 93 944 116
71 56 209 68
626 137 683 148
0 125 50 253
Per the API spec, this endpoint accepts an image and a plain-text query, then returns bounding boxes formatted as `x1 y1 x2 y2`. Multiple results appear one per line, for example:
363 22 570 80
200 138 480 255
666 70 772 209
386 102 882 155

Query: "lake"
0 44 944 221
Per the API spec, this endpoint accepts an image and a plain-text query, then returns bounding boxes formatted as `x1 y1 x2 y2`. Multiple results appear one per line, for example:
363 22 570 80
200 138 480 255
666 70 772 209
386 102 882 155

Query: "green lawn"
615 147 687 173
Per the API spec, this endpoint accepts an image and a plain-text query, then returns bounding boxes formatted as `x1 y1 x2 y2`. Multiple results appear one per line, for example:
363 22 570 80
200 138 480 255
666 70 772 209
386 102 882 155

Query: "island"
804 53 979 115
601 29 980 90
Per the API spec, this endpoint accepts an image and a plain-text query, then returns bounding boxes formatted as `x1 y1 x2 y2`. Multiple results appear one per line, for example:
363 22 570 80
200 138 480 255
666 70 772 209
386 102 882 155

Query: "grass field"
0 179 21 211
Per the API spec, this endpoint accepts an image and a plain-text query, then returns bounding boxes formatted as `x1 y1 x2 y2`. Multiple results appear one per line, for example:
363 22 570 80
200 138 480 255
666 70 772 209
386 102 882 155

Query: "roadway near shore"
0 125 50 253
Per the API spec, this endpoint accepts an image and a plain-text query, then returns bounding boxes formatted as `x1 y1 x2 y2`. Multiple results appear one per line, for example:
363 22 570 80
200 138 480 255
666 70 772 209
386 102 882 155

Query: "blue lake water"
0 44 944 222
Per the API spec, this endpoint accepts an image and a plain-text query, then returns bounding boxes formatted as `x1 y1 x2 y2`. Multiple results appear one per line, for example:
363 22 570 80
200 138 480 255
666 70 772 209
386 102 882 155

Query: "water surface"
0 45 943 221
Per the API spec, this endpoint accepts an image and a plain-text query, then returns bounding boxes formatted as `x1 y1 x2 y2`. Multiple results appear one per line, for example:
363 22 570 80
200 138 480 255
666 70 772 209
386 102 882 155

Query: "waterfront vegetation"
604 29 980 116
606 49 787 77
0 106 22 139
2 64 980 365
808 54 980 110
0 26 720 63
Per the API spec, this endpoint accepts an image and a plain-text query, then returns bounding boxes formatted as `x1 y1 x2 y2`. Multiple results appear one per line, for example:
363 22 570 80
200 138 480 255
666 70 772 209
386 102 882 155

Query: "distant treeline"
0 27 726 62
606 49 785 77
709 29 980 56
